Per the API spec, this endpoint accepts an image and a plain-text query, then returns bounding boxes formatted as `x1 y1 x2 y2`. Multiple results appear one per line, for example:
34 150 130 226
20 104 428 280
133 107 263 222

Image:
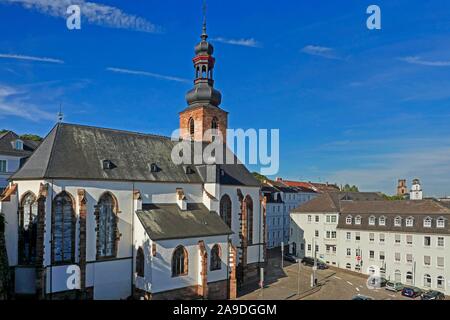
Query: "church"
0 19 264 300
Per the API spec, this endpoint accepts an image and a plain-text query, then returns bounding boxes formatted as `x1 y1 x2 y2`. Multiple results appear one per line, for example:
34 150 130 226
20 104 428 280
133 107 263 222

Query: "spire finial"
57 103 64 123
201 0 207 40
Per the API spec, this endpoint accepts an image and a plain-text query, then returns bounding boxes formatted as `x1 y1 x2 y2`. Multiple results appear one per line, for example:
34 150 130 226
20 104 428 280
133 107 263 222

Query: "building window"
355 216 361 225
326 215 330 223
188 118 195 138
424 255 431 266
394 270 401 282
346 248 351 256
423 217 432 228
315 230 319 237
394 216 402 227
437 276 445 289
395 252 401 262
0 160 6 173
395 234 401 244
315 215 319 223
406 235 413 245
346 232 351 240
437 257 444 268
308 244 312 251
346 216 352 225
172 245 188 277
210 244 222 271
424 236 431 247
211 117 218 130
97 193 118 259
379 233 385 243
369 233 374 242
136 247 145 277
369 250 374 259
406 217 414 227
331 215 337 223
245 196 253 245
406 272 413 285
379 251 385 260
379 216 386 226
52 192 75 264
331 231 337 239
355 232 361 241
438 237 445 247
369 216 376 226
424 274 432 288
315 245 319 253
219 194 232 228
437 217 445 228
406 254 413 263
346 263 351 269
14 140 23 150
18 192 38 265
307 215 312 222
326 231 330 239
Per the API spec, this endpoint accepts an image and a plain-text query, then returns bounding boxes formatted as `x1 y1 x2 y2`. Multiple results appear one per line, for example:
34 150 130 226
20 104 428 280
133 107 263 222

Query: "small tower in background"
410 178 423 200
397 179 407 196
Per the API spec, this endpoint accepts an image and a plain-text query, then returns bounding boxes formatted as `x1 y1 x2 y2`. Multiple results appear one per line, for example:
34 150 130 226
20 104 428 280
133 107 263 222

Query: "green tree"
19 134 43 142
252 172 268 183
341 184 359 192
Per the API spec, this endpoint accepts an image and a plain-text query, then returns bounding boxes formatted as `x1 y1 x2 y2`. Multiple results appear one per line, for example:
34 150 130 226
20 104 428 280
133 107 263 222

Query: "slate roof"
136 203 233 240
0 131 39 157
337 200 450 234
11 123 260 186
291 191 384 213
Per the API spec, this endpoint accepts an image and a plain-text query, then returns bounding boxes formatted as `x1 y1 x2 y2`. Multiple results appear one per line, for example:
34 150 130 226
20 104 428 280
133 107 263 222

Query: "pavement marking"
346 281 354 286
356 287 360 292
333 276 342 280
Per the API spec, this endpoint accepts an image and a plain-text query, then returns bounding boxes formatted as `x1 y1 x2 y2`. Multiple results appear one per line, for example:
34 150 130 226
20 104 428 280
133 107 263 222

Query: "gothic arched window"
172 245 188 277
136 247 145 277
211 117 218 130
189 118 195 138
52 192 75 264
97 193 118 259
245 196 253 245
219 194 232 228
210 244 222 271
19 192 38 265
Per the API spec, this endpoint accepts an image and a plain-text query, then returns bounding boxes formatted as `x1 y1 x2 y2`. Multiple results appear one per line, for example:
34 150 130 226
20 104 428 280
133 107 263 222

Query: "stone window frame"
436 217 445 228
219 194 232 228
423 216 432 228
345 215 352 225
18 191 38 265
394 216 402 227
368 215 376 226
172 245 188 277
136 247 145 277
95 192 121 260
51 191 76 265
210 244 222 271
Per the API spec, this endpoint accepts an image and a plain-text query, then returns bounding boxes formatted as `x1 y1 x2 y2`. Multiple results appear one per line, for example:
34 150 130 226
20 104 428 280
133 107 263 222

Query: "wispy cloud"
211 37 261 48
0 53 64 64
301 45 340 60
1 0 161 33
106 67 190 83
399 56 450 67
0 84 56 121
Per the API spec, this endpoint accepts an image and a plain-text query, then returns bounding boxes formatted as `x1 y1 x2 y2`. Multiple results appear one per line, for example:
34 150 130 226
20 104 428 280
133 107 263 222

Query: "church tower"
410 178 423 200
179 6 228 142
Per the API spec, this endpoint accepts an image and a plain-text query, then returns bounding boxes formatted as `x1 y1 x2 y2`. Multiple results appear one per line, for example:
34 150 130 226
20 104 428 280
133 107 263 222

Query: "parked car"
352 294 374 300
401 286 423 298
385 281 404 292
421 290 445 300
283 253 298 263
301 257 328 269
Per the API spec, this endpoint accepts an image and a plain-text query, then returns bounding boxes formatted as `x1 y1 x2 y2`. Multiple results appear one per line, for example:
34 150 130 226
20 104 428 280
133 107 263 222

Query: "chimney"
176 188 187 210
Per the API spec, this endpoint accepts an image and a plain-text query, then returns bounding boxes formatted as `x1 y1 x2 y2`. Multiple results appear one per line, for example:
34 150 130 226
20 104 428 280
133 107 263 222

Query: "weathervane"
57 103 64 123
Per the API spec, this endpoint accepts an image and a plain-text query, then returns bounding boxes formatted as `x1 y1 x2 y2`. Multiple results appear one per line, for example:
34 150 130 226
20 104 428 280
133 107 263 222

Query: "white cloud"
0 84 55 121
399 56 450 67
1 0 161 33
106 67 190 83
211 37 261 48
0 53 64 64
301 45 340 60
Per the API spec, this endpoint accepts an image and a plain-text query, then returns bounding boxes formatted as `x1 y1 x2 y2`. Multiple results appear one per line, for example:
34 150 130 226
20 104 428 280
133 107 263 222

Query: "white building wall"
0 155 22 188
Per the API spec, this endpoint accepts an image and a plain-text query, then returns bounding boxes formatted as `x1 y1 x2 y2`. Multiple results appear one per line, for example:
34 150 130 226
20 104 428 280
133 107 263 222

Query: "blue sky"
1 0 450 196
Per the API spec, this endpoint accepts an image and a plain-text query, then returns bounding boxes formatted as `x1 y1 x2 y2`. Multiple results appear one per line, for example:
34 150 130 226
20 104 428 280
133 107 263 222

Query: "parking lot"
238 250 424 300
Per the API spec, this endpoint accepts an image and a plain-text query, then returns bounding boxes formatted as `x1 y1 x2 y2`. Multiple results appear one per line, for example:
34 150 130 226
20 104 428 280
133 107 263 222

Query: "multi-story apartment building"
262 180 317 249
291 192 450 295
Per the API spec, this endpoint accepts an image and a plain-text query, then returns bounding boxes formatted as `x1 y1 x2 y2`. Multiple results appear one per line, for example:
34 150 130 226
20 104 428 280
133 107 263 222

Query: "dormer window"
355 216 361 225
102 159 114 170
394 216 402 227
406 217 414 227
423 217 432 228
346 215 352 225
369 216 376 226
14 140 23 150
379 216 386 226
437 217 445 228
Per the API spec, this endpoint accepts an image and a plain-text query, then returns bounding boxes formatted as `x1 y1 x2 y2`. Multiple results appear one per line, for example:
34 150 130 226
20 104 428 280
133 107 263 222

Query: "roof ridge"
59 122 172 140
